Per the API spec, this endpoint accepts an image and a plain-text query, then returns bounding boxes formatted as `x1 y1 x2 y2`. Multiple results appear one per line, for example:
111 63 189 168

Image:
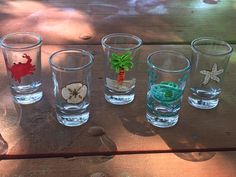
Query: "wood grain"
0 0 236 44
0 2 235 176
0 151 236 177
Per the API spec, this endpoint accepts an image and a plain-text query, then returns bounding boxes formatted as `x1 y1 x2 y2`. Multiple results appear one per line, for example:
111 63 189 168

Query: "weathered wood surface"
0 0 236 44
0 151 236 177
0 1 235 175
0 45 235 157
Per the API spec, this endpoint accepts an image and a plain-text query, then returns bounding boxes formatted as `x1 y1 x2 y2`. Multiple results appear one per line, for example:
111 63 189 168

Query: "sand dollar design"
62 82 87 104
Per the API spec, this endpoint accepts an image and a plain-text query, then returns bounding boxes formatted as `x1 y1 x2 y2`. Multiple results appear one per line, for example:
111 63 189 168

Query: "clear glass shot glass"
48 49 94 127
0 32 43 104
188 37 233 109
146 50 191 128
101 33 142 105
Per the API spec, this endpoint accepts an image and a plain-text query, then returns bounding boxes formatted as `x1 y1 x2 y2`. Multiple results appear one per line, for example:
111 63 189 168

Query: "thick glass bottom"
13 91 43 105
105 94 134 105
56 111 89 127
188 96 219 109
105 79 135 105
56 102 89 127
146 112 178 128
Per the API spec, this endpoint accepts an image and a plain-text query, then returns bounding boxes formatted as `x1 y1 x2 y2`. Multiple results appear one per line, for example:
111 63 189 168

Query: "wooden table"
0 1 236 176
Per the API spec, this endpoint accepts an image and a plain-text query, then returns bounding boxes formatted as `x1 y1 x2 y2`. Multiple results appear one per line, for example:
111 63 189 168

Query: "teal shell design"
150 81 183 103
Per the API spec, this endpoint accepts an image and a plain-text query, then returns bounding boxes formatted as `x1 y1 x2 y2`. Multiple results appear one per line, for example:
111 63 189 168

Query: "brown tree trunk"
117 68 125 83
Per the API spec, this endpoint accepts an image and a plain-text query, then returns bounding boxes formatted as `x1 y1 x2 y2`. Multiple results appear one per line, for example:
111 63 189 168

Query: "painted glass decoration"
200 63 224 85
7 53 35 83
110 51 133 83
62 82 87 104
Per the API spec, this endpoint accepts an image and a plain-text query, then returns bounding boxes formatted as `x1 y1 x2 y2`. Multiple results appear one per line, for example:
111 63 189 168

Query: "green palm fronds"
110 52 133 73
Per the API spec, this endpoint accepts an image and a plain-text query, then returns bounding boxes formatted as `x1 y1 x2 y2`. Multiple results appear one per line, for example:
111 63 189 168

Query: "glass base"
56 111 89 127
13 91 43 105
188 96 219 109
146 112 178 128
105 94 134 105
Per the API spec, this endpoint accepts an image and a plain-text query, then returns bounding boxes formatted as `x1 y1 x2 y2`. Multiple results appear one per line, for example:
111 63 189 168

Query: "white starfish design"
200 63 224 85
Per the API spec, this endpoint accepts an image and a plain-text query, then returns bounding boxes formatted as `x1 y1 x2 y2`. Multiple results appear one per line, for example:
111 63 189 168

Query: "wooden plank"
0 151 236 177
0 45 235 157
0 0 236 44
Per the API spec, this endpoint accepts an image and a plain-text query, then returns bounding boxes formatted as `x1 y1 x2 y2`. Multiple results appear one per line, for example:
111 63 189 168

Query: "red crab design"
7 53 36 83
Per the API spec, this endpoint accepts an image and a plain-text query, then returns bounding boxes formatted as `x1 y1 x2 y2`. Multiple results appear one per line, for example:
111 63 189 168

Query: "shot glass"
188 37 233 109
146 50 191 128
101 33 142 105
0 32 43 104
48 49 93 127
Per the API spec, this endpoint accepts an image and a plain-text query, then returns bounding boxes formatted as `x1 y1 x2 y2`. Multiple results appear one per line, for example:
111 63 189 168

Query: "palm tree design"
110 51 133 83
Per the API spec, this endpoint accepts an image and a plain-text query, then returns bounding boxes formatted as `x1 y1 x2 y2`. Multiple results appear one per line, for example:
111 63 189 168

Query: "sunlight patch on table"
0 1 95 44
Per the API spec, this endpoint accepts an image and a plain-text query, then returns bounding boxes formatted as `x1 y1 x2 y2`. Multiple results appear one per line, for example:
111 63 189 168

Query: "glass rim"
191 37 233 56
101 33 142 51
147 50 191 73
48 49 94 72
0 32 42 50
